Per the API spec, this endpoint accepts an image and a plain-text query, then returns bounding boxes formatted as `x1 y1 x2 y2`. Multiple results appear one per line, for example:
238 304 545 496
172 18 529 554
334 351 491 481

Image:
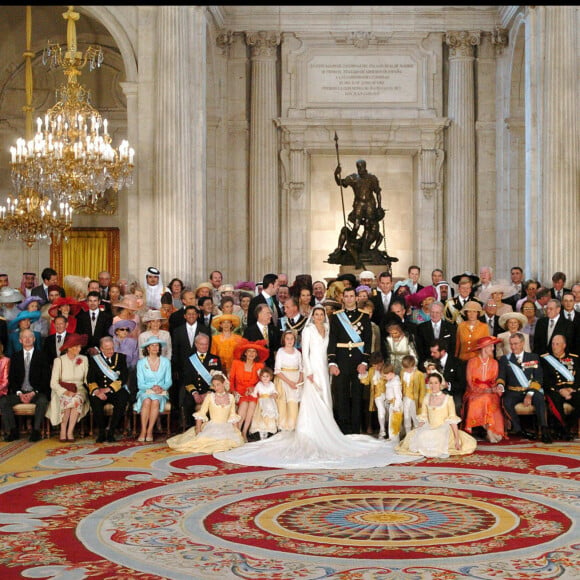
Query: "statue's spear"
334 132 347 228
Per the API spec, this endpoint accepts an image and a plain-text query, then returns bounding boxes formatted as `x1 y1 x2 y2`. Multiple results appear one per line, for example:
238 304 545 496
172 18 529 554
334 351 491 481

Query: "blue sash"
336 311 364 353
279 316 288 331
92 353 120 382
542 354 575 382
508 360 530 389
188 353 213 387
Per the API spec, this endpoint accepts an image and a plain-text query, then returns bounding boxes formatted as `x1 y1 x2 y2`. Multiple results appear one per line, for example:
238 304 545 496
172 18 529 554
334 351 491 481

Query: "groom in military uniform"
328 286 372 434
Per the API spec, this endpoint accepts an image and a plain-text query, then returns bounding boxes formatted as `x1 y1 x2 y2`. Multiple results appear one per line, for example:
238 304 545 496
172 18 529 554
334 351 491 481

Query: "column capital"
245 31 281 58
445 31 481 57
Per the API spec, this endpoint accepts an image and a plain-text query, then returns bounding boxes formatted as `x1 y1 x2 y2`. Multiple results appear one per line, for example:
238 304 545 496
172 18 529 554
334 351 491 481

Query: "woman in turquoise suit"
134 336 172 442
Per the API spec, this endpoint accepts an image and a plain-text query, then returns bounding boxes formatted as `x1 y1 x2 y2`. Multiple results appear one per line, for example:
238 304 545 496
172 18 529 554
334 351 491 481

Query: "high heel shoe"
145 436 154 442
137 436 146 442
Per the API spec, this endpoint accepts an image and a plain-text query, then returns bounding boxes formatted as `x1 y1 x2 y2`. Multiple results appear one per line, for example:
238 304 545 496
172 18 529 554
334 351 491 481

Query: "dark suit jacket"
533 316 575 356
169 307 187 335
243 322 281 368
201 313 215 329
31 285 48 301
550 288 571 300
247 293 283 328
75 308 114 350
171 322 212 379
42 332 68 364
439 353 465 399
0 319 8 352
31 284 65 300
415 319 457 366
180 351 222 393
479 314 502 337
8 348 51 398
370 290 393 326
497 351 543 389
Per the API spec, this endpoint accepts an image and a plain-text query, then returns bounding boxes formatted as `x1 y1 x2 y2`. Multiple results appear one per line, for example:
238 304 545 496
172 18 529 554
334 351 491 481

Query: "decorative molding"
216 30 234 53
491 27 508 54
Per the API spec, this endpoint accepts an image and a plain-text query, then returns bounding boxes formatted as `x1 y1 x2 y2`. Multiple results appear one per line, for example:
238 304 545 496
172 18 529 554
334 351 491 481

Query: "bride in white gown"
215 305 421 469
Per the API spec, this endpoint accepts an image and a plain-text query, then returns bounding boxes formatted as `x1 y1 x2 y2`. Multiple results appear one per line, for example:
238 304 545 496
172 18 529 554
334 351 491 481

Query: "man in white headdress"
144 267 170 310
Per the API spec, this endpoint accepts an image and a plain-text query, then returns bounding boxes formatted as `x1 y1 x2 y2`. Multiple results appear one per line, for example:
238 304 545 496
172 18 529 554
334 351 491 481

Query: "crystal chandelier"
8 6 135 215
0 189 72 247
0 5 73 247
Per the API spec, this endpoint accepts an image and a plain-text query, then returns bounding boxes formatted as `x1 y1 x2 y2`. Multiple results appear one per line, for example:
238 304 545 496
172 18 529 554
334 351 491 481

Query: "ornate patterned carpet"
0 437 579 579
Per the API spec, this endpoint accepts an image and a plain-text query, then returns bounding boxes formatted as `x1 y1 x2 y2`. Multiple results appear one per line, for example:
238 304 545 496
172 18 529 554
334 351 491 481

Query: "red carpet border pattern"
0 440 578 579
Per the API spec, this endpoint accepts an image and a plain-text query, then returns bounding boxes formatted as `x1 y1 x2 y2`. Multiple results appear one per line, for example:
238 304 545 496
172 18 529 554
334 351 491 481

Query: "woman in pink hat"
407 286 438 325
112 294 142 341
463 335 505 443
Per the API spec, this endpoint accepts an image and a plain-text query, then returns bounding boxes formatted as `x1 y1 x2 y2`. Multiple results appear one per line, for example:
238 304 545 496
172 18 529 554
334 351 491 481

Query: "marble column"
537 7 579 281
154 6 206 283
246 31 281 280
444 31 480 277
475 33 497 271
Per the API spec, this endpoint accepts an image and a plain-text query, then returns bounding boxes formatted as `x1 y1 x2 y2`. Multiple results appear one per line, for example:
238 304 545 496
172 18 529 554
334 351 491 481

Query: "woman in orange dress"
463 335 506 443
455 301 489 362
210 314 244 375
229 339 268 440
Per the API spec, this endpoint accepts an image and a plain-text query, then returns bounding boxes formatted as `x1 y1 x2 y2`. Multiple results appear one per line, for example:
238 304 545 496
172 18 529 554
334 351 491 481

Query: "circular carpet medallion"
74 464 577 578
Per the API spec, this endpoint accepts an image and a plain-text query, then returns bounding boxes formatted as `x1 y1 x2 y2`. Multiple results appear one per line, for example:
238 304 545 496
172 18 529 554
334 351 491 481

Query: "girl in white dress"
215 306 420 470
249 367 279 439
274 330 303 431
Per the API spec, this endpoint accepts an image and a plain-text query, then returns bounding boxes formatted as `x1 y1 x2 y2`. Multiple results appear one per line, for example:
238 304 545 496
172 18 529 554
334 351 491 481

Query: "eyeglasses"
118 328 130 332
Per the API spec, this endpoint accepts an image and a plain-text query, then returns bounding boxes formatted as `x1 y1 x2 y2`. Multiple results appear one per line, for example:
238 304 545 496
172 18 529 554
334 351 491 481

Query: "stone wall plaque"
307 55 418 105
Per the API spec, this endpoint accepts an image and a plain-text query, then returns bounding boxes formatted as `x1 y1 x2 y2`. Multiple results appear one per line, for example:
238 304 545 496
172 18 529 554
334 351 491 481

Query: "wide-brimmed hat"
109 319 137 335
394 279 413 294
112 294 141 311
406 285 438 309
321 298 342 311
17 295 45 311
59 333 88 352
498 311 528 330
479 281 517 302
140 335 167 349
461 300 483 313
469 335 502 352
48 296 86 318
9 309 41 330
212 313 241 330
194 282 213 296
0 287 24 303
141 309 167 323
452 271 480 286
233 339 270 363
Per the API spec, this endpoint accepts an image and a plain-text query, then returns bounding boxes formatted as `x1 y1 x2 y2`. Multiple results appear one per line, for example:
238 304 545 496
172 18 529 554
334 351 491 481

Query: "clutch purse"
60 381 77 394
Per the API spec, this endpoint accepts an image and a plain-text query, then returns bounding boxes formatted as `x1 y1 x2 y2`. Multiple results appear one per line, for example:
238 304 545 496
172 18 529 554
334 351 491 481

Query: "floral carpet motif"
0 439 579 579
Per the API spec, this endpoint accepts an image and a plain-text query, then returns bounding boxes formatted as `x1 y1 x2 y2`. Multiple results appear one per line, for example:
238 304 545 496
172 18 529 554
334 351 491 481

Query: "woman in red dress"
48 297 86 334
464 335 506 443
229 340 268 440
